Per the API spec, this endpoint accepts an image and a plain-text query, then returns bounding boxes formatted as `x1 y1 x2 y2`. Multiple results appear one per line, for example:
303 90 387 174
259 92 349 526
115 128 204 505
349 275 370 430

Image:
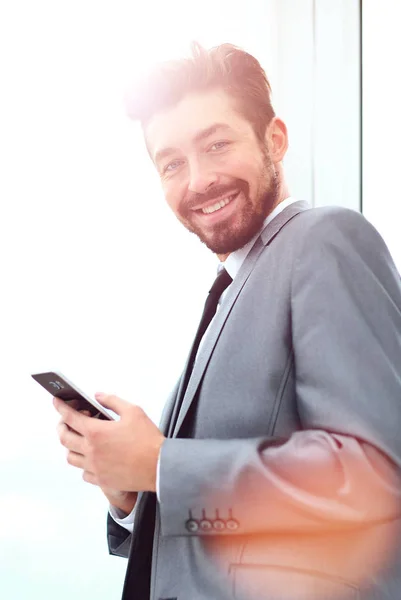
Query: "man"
54 43 401 600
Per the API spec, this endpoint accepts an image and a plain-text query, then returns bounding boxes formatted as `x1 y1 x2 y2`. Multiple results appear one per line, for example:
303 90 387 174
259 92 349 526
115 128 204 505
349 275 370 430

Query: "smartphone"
31 371 115 420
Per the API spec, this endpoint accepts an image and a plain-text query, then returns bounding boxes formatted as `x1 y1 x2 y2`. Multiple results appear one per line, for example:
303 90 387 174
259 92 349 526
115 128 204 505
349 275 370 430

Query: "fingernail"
95 392 105 400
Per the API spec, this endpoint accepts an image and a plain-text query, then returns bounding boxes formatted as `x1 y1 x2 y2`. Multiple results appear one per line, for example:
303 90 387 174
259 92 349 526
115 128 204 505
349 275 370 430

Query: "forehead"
145 89 254 161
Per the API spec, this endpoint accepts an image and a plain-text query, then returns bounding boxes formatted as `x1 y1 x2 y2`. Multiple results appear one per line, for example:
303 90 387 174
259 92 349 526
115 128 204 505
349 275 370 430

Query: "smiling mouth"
199 192 239 215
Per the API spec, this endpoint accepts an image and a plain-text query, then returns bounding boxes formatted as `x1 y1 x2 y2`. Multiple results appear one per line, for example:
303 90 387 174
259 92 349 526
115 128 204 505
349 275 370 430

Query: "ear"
265 117 289 163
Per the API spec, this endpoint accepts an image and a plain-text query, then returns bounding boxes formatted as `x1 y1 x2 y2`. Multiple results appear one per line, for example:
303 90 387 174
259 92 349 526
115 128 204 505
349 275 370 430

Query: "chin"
201 233 252 255
202 221 266 255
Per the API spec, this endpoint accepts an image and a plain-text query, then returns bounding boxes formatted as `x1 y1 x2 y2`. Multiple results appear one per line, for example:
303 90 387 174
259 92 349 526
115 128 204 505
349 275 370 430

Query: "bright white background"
362 0 401 269
0 3 277 599
0 1 399 598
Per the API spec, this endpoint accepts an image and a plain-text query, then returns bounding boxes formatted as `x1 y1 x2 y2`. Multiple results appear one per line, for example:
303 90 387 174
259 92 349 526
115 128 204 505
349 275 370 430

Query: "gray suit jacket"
108 201 401 600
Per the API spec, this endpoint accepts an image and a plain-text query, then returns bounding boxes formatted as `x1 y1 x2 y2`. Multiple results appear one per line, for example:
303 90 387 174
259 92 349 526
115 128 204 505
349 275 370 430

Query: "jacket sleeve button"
226 519 239 531
185 519 199 532
200 519 213 532
213 519 226 531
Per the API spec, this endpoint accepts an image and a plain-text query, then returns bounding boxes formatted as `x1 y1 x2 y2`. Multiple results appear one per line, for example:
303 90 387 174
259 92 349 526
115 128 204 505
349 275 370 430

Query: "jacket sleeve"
107 512 132 558
158 208 401 537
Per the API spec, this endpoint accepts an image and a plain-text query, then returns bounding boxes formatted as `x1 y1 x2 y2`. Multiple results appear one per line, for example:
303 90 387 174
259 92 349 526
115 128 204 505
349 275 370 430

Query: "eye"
163 159 184 174
210 141 229 151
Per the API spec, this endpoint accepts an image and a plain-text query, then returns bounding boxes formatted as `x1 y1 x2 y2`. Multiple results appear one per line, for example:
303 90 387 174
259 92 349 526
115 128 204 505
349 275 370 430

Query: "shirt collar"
220 197 299 280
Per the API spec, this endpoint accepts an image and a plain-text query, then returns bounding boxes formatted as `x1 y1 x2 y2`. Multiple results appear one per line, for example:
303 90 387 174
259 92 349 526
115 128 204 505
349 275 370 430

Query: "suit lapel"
167 354 193 438
172 200 310 437
160 379 181 437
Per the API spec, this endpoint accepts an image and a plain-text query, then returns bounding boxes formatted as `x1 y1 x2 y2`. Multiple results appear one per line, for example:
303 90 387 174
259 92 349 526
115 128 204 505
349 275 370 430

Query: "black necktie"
171 267 233 429
188 267 233 374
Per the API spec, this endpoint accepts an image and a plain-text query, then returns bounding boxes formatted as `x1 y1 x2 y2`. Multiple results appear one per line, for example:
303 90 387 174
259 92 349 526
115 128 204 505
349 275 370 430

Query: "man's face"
145 88 281 257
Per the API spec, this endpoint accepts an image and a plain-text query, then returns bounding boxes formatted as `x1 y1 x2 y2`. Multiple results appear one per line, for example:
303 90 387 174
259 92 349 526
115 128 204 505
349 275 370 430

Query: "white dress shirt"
109 196 299 532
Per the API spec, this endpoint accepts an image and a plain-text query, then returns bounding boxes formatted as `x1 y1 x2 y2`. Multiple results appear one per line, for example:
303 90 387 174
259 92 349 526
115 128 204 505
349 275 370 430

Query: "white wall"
273 0 361 210
362 0 401 271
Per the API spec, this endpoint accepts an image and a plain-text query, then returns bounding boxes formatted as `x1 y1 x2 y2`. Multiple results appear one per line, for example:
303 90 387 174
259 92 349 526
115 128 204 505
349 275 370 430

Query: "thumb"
94 393 129 416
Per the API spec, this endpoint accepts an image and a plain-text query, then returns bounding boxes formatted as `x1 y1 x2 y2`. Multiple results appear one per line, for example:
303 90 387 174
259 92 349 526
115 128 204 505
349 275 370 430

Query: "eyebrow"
193 122 232 143
154 123 232 166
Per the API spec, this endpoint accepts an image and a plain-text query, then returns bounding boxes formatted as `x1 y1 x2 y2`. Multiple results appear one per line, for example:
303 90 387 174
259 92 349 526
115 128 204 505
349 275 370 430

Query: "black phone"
31 371 114 420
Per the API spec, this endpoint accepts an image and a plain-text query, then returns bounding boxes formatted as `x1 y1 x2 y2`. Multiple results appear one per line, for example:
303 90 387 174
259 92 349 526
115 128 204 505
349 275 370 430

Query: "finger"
94 393 131 416
66 450 85 469
53 397 90 435
57 422 87 454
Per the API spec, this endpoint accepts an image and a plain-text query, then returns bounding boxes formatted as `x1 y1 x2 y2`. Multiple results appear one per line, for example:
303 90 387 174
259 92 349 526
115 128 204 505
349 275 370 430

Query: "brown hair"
127 42 276 142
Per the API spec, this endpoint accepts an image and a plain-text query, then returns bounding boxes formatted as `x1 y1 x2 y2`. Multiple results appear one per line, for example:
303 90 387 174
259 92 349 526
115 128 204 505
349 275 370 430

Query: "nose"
187 159 218 195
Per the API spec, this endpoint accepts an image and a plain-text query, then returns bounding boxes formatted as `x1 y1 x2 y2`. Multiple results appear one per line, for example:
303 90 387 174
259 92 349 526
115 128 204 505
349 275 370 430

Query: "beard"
176 151 281 255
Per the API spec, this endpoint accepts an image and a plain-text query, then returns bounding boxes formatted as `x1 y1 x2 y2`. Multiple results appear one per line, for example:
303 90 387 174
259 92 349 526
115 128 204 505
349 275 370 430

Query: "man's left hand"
53 394 165 493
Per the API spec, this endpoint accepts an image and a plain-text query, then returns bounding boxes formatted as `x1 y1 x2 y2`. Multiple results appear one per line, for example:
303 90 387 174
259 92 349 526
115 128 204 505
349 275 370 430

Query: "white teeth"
201 194 235 215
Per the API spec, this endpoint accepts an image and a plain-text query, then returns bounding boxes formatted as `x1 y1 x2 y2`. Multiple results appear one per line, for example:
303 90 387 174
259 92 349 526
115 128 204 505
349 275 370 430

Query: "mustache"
182 181 249 212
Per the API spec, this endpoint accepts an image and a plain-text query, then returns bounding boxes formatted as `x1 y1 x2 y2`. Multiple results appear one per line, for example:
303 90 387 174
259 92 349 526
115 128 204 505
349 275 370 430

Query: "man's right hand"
59 405 138 516
101 488 138 516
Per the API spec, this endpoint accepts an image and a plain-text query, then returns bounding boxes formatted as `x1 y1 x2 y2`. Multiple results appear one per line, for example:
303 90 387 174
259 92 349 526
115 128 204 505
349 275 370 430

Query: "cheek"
224 154 260 185
223 157 250 178
239 165 263 198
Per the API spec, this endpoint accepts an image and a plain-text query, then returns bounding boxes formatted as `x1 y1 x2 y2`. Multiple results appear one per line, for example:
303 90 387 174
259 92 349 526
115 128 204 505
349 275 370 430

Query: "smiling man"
54 43 401 600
